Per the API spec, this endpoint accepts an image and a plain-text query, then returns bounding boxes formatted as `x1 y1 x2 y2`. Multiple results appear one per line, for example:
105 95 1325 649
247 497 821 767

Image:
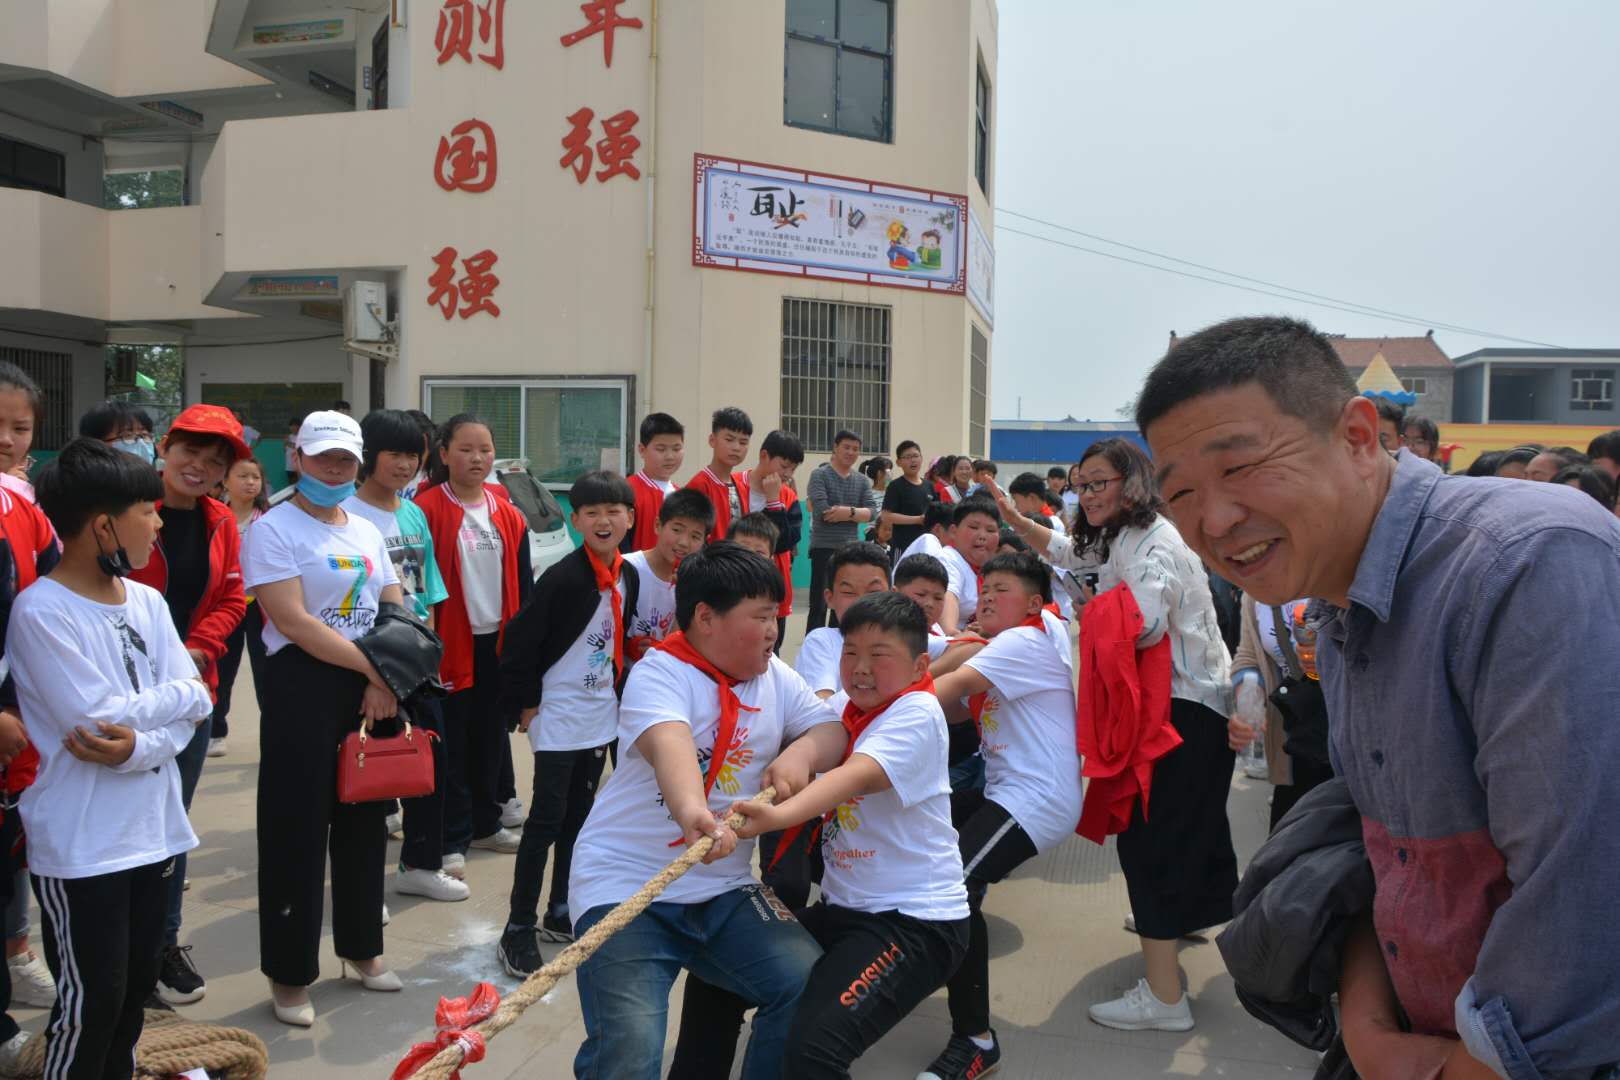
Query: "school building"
0 0 998 484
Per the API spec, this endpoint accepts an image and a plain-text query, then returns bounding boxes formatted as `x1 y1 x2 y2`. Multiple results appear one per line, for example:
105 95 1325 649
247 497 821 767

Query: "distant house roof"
1327 334 1453 372
1453 348 1620 368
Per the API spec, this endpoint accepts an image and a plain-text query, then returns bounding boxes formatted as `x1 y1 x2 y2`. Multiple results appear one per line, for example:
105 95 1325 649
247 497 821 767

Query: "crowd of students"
0 346 1609 1078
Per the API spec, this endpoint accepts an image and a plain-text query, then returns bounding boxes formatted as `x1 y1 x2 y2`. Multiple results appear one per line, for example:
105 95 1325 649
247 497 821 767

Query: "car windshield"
495 463 567 534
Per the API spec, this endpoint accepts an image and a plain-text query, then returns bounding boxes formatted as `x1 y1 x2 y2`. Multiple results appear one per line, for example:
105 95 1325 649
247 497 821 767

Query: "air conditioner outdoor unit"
107 346 138 394
345 281 389 343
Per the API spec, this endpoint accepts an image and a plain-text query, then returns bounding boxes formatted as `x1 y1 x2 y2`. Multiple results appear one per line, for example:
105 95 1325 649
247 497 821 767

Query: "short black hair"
0 363 42 429
659 488 715 529
1402 415 1439 445
36 437 163 539
1374 398 1406 428
1465 451 1503 477
833 429 862 448
1554 465 1616 510
1496 445 1543 472
1542 446 1591 470
761 429 804 464
78 400 141 441
332 400 351 411
1136 316 1357 434
973 460 997 475
1008 471 1047 498
827 541 892 587
1587 430 1620 464
674 540 784 629
893 553 948 591
728 511 780 550
1046 466 1067 482
923 502 954 532
359 409 426 479
1042 491 1065 512
569 469 635 511
952 495 1000 527
639 412 685 445
838 591 928 660
712 407 753 436
406 408 437 447
895 439 920 458
981 550 1052 604
997 529 1030 553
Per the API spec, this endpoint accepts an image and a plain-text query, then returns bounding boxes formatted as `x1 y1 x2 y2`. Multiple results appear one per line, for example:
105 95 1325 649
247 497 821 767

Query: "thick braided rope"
11 1009 268 1079
408 786 778 1080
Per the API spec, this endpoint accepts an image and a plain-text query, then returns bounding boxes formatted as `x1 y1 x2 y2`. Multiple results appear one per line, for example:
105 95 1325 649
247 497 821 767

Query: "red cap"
168 404 252 461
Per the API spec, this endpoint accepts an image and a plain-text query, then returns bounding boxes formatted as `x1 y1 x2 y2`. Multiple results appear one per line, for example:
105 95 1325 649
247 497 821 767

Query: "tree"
103 169 184 210
106 345 184 430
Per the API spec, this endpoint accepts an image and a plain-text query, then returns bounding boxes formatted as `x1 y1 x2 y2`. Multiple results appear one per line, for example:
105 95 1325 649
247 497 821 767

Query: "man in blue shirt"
1136 315 1620 1080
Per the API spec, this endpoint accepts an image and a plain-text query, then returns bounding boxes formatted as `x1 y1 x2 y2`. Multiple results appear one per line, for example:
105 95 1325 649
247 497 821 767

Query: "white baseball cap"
297 410 364 461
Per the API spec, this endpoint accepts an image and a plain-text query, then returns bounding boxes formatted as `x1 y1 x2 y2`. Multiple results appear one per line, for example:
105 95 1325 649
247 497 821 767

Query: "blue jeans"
572 886 821 1080
165 721 210 944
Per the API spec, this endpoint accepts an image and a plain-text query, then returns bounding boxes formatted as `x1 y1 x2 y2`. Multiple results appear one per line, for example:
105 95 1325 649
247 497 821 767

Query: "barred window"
781 298 890 453
969 325 988 457
1571 368 1614 412
0 346 71 450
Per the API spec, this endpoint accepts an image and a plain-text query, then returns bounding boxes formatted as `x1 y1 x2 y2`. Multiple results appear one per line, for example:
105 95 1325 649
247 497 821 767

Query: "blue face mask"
111 437 154 465
296 473 356 508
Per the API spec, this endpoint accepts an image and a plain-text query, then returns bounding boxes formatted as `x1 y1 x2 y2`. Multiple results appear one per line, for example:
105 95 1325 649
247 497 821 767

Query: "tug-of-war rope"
395 787 779 1080
12 1008 269 1078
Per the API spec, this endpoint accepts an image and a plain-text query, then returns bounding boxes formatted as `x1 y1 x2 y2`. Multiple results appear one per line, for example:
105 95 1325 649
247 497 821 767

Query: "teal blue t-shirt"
341 495 449 621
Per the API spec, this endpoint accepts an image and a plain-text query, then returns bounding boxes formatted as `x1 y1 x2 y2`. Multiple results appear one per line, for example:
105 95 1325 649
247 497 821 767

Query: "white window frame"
422 376 632 490
1570 368 1615 412
1400 376 1426 397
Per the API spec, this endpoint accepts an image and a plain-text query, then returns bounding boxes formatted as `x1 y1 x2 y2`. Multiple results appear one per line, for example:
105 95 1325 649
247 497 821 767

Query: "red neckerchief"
584 545 625 680
653 631 759 845
965 609 1053 733
769 674 936 870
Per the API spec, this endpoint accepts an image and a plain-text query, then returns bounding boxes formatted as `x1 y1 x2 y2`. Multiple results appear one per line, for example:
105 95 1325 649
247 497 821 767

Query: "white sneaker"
500 798 525 830
442 853 467 880
381 904 391 926
7 952 55 1008
396 867 470 902
0 1031 30 1074
385 811 404 838
1088 978 1194 1032
206 738 227 758
470 827 521 854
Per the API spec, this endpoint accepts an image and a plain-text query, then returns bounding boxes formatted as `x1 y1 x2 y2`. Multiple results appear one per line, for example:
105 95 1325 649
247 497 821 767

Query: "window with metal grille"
0 346 72 450
0 136 65 198
784 0 893 143
423 378 632 488
969 325 988 456
975 62 991 193
1399 376 1426 397
1571 368 1614 411
781 298 890 453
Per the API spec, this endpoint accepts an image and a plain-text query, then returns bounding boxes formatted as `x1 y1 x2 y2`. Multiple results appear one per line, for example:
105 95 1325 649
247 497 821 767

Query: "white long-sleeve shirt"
9 577 212 879
1043 516 1232 716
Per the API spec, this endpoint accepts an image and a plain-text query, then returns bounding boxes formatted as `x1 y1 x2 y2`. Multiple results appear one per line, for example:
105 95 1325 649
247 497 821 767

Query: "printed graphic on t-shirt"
322 553 378 632
977 694 1006 751
726 481 742 526
383 534 426 602
103 612 151 691
459 520 499 554
630 601 674 644
822 794 874 871
582 614 615 691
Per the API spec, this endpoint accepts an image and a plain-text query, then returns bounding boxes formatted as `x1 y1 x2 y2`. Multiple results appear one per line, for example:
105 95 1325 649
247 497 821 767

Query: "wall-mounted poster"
967 208 994 327
693 154 966 295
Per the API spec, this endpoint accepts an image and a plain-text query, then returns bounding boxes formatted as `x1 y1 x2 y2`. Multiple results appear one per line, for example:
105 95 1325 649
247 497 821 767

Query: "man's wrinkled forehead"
1154 432 1266 488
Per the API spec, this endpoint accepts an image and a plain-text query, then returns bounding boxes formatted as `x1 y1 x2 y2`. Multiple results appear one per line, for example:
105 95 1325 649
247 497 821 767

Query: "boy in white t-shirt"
566 542 836 1079
793 541 891 698
937 497 1000 635
495 472 640 977
919 551 1080 1080
624 489 713 660
733 591 970 1076
9 440 214 1075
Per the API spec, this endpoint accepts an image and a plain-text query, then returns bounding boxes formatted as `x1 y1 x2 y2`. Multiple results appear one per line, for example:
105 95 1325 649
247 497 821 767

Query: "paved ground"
9 607 1319 1078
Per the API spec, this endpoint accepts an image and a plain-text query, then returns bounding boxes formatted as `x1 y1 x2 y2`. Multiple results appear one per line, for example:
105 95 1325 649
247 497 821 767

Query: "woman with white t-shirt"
998 437 1236 1034
242 411 405 1027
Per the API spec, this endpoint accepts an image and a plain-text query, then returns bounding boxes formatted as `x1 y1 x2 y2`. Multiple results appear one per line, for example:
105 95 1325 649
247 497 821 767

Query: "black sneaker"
497 928 542 978
917 1031 1001 1080
538 910 574 944
155 944 206 1005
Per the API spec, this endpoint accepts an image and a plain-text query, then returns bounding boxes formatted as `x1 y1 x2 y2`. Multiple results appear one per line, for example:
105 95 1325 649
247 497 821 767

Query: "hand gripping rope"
395 787 779 1080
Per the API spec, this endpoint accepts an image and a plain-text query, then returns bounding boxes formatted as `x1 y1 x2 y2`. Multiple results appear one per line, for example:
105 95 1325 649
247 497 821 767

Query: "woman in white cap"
240 410 405 1026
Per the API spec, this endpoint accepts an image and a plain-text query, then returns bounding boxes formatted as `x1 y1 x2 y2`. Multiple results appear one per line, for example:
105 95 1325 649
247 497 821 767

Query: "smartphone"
1083 572 1100 590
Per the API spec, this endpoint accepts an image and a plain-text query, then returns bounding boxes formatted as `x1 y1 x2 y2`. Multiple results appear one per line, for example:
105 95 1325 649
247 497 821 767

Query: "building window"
1571 368 1615 412
784 0 893 143
0 346 71 450
969 325 988 456
0 136 66 198
104 168 184 210
975 62 991 194
781 297 890 452
1400 376 1427 397
423 378 631 487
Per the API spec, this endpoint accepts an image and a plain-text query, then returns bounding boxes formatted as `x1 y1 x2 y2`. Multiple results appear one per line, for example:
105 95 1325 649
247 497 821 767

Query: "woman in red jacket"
127 404 250 1007
415 415 531 880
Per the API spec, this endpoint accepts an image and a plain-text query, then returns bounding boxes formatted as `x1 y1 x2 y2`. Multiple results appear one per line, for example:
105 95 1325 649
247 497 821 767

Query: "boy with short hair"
10 439 214 1076
624 489 712 660
894 552 954 649
920 552 1080 1079
939 497 1001 635
738 431 805 641
497 471 642 976
733 591 970 1077
969 459 997 495
624 413 686 554
1007 472 1051 519
727 512 780 560
794 541 891 698
899 501 954 564
566 542 836 1078
684 407 754 541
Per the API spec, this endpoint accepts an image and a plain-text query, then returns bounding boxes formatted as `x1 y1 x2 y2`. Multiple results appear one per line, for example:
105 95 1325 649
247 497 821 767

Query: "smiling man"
1136 316 1620 1080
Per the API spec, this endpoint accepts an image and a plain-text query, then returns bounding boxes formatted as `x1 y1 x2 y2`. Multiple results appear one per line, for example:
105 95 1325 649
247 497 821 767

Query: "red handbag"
336 713 438 804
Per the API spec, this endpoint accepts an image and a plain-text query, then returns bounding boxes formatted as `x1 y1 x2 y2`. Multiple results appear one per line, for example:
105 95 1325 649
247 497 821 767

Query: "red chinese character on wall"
559 0 643 68
428 247 502 320
436 0 505 69
559 108 641 184
434 118 499 193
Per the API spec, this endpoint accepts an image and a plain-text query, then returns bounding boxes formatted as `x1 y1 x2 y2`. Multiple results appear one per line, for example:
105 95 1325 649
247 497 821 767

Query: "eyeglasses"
1074 477 1121 495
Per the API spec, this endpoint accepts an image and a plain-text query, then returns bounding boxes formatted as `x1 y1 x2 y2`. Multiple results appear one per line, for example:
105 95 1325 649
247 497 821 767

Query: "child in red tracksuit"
622 413 685 554
416 415 531 878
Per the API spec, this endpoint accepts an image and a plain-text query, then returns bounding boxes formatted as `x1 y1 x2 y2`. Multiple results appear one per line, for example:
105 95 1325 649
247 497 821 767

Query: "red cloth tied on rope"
391 982 502 1080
